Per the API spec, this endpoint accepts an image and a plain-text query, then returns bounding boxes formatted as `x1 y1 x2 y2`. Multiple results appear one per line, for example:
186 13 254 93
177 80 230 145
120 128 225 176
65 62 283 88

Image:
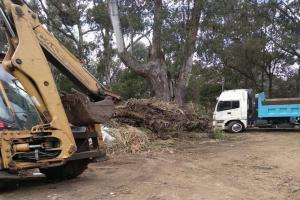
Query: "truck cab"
213 89 253 133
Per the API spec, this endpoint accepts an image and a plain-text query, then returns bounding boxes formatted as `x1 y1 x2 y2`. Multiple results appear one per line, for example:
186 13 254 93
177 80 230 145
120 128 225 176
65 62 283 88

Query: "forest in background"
0 0 299 112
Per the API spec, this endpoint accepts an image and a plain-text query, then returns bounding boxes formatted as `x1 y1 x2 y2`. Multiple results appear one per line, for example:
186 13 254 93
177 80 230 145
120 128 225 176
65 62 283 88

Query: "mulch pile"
113 98 211 133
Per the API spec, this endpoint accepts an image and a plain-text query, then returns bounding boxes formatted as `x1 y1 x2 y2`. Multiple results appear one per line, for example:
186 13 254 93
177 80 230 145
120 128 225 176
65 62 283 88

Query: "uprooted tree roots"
114 98 211 134
61 91 115 126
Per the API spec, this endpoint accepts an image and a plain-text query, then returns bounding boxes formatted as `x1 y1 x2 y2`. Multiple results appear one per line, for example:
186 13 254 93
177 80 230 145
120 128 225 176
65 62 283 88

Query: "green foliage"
187 65 222 112
212 129 225 140
26 0 300 105
130 42 149 63
109 42 150 100
88 0 146 34
55 76 75 93
111 69 150 100
87 2 111 30
197 0 298 98
51 68 75 93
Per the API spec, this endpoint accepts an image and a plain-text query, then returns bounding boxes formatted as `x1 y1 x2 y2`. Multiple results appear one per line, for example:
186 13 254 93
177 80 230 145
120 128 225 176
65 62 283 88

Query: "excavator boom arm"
35 26 108 101
1 0 119 101
0 0 116 172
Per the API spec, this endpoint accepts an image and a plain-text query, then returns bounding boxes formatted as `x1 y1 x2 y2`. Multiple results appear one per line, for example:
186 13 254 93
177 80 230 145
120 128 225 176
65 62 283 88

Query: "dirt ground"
1 131 300 200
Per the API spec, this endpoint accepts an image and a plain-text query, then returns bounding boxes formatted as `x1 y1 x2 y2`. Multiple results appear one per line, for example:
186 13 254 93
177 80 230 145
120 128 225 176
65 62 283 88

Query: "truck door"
215 100 241 122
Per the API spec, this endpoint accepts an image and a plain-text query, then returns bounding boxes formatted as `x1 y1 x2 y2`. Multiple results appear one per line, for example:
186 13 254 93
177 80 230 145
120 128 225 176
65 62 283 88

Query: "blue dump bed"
257 93 300 118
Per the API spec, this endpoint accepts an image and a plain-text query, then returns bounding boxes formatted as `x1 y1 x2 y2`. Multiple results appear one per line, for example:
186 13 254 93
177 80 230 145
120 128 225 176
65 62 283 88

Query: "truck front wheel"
227 121 244 133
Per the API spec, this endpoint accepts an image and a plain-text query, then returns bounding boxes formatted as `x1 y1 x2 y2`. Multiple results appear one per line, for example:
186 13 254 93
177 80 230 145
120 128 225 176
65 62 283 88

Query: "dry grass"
107 125 149 154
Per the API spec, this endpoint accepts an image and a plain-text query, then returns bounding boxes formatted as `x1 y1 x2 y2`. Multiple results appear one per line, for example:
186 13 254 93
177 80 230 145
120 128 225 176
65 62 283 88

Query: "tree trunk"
108 0 202 104
268 74 273 98
148 62 171 101
108 0 125 53
119 52 171 100
297 64 300 97
174 0 203 106
261 70 264 92
108 0 171 101
174 55 193 106
77 23 84 59
245 78 249 89
102 29 113 84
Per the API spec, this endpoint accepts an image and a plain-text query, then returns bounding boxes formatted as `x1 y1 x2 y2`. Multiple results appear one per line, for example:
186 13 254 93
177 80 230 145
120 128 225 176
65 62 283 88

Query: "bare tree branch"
277 1 299 23
82 28 100 35
125 29 152 50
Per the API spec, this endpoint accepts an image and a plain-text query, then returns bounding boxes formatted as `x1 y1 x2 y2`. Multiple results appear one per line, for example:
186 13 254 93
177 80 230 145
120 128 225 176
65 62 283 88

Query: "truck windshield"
0 66 41 129
217 101 240 111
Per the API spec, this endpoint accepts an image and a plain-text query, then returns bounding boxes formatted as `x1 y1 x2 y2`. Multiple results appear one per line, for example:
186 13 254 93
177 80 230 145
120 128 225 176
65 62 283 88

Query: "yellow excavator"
0 0 119 184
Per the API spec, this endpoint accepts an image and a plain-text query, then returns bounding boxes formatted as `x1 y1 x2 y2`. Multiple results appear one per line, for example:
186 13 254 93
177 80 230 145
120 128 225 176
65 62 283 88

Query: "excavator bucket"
61 91 115 126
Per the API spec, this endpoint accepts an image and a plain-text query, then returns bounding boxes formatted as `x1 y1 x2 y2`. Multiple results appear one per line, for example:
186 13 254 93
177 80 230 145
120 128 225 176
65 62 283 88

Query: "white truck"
213 89 300 133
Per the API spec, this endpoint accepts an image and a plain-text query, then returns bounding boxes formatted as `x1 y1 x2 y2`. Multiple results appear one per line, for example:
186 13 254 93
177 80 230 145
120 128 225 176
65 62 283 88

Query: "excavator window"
0 66 41 129
0 91 12 122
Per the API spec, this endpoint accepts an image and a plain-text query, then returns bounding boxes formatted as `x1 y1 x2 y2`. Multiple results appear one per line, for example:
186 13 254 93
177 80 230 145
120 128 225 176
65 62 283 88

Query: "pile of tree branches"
114 98 211 134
